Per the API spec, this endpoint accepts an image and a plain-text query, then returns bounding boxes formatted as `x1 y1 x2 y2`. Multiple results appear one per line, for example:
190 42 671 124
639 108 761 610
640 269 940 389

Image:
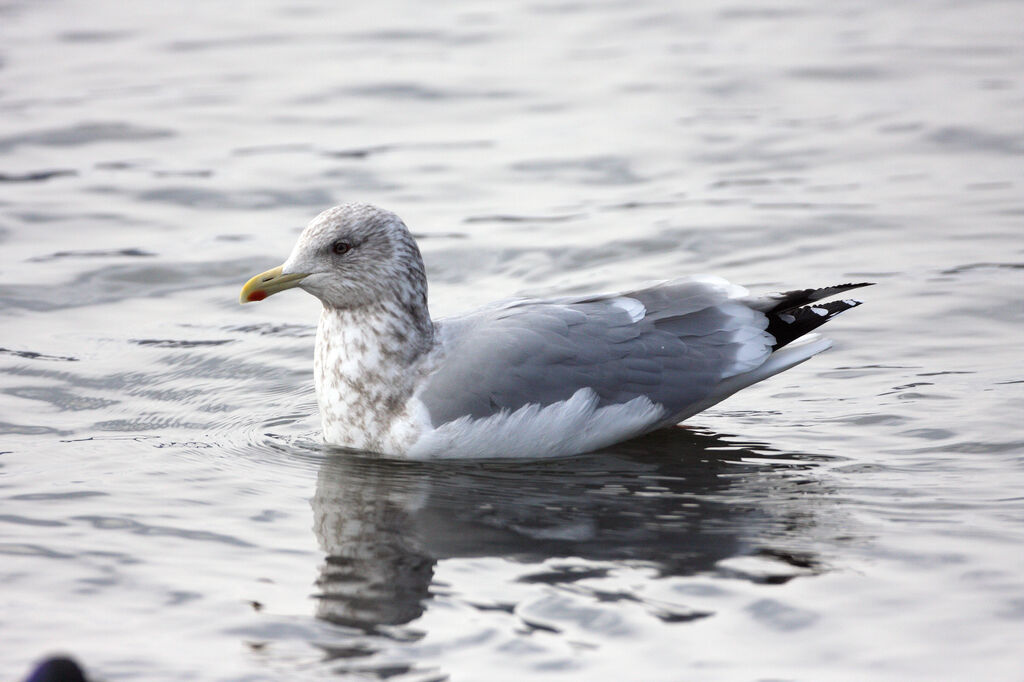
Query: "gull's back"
407 277 868 458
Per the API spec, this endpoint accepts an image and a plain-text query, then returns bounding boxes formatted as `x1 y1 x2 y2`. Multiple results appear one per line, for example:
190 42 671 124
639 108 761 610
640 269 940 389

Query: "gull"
240 204 869 458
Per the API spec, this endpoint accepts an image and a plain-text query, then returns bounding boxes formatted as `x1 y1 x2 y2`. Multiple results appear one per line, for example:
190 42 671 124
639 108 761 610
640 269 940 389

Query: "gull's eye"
331 240 351 255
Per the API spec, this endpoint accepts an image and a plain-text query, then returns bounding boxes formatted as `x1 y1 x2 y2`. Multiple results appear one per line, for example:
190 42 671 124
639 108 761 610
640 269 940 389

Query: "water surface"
2 0 1023 679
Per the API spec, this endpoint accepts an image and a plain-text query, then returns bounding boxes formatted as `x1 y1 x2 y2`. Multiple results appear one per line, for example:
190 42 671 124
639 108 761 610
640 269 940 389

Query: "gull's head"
240 203 427 310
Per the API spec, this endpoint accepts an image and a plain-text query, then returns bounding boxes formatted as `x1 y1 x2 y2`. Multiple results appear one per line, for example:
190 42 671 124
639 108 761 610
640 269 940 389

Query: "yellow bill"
239 265 310 303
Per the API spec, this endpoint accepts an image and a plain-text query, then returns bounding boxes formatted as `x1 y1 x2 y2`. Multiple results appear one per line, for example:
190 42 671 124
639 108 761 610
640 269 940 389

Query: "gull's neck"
314 299 435 453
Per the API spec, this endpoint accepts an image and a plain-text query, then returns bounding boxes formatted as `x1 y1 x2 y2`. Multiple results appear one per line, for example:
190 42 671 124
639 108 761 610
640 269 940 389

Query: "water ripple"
0 122 174 152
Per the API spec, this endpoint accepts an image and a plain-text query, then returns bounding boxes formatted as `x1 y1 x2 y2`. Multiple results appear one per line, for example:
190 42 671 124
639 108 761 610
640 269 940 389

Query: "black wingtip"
767 297 865 350
765 282 873 315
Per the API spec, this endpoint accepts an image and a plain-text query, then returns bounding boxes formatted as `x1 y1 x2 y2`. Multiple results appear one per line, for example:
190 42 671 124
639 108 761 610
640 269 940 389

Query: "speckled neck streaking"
314 292 436 453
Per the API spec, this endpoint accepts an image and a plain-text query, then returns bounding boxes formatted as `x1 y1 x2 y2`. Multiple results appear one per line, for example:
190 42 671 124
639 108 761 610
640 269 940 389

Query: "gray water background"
2 0 1023 679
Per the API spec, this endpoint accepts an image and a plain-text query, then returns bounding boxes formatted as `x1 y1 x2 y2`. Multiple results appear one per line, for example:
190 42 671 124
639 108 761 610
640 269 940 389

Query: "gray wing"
418 277 774 426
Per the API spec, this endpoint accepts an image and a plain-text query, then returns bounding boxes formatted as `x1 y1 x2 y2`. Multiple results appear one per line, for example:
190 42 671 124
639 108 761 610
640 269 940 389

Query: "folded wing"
418 276 782 428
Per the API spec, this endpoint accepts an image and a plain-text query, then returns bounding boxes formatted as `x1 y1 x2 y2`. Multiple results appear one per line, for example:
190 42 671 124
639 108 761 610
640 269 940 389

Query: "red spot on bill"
247 290 268 302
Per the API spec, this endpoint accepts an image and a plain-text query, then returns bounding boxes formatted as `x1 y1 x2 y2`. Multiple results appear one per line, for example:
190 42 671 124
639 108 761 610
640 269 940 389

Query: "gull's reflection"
310 427 830 630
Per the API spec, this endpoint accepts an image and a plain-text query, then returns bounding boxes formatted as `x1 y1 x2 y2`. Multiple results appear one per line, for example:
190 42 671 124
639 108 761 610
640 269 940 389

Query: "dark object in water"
23 657 87 682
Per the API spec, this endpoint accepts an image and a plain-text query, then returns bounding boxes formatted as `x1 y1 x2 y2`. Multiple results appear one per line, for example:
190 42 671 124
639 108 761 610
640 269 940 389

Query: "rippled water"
3 0 1024 679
